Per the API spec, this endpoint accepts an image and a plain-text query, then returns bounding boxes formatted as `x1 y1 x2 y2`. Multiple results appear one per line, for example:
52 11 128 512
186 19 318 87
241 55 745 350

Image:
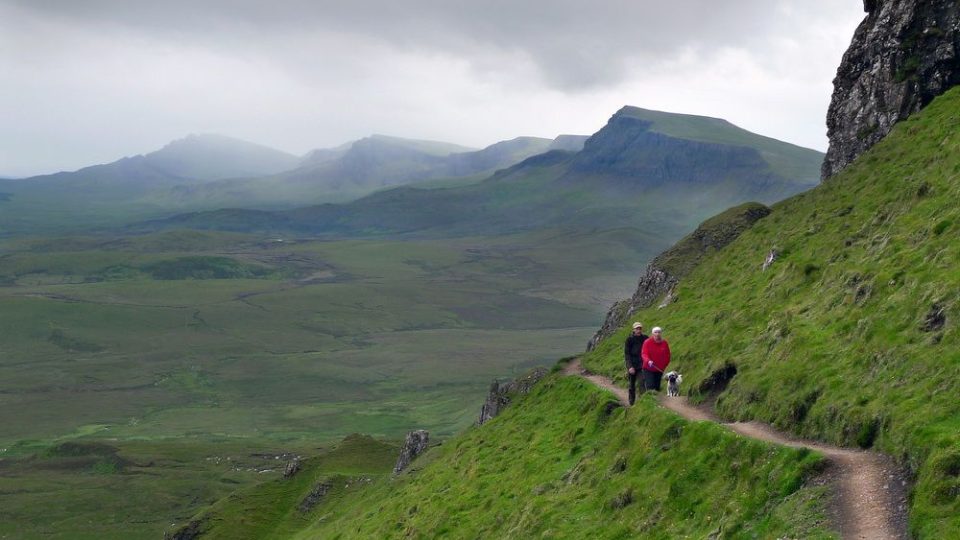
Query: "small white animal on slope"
665 371 682 397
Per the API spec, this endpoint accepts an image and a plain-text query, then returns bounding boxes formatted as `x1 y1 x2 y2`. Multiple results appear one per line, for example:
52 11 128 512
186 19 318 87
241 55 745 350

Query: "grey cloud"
0 0 865 176
7 0 859 91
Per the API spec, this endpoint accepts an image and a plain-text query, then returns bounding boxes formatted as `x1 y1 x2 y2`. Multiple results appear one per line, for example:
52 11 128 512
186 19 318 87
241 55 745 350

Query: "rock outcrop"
477 367 550 425
165 519 206 540
393 430 430 474
298 482 332 513
587 202 771 350
283 458 301 478
823 0 960 179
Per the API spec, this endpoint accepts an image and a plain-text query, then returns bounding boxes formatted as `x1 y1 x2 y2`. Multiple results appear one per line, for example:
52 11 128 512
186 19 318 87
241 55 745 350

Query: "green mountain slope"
585 86 960 538
187 373 833 539
170 434 399 540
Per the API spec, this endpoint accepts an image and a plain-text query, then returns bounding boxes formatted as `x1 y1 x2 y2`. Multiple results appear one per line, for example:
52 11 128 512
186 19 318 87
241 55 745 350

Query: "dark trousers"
643 369 663 392
627 370 640 405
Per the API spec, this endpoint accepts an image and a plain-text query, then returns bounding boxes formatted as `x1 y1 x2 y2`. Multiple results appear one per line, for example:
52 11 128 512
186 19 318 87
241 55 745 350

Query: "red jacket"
641 337 671 373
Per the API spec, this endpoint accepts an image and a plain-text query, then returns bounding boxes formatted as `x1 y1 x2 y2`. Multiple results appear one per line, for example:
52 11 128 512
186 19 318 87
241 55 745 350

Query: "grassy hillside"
585 86 960 538
171 434 399 540
0 438 331 539
197 373 834 539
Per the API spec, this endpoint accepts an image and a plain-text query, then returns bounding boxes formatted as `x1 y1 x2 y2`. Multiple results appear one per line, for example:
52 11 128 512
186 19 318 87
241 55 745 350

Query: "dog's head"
666 371 682 384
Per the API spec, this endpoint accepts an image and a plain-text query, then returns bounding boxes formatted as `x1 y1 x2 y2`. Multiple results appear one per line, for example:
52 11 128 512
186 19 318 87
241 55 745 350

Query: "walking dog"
665 371 682 397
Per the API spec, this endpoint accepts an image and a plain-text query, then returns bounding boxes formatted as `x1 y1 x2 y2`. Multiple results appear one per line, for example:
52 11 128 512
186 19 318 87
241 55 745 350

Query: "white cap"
632 322 643 329
652 326 662 333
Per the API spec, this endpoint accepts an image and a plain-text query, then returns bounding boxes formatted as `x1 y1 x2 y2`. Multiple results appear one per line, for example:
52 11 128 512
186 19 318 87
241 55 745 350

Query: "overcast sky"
1 1 865 178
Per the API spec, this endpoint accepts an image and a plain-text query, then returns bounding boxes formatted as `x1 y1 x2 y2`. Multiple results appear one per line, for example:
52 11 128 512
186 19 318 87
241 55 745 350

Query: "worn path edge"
563 358 910 540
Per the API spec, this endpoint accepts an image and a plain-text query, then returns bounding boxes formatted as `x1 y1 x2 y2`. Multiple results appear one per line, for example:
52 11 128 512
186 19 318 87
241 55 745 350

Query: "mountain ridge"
138 106 821 240
0 132 586 233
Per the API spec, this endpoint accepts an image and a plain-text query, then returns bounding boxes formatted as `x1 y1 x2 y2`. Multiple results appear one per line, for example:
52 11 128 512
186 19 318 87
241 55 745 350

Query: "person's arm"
641 338 652 369
624 337 632 369
662 341 671 370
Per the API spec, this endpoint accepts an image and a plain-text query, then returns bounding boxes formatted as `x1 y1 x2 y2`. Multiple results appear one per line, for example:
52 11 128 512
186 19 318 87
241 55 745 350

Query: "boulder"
393 430 430 474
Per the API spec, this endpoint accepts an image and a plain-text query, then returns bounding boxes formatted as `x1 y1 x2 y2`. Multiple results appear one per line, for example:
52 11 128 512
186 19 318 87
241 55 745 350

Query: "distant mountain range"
0 132 587 233
140 107 822 240
0 107 820 239
165 134 588 209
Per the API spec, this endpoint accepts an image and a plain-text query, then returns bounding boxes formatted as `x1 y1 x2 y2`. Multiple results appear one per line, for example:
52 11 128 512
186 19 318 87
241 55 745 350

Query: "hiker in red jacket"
641 326 671 391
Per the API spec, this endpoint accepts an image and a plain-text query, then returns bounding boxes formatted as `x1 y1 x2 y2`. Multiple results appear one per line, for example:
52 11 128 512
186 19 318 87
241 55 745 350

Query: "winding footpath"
563 359 910 540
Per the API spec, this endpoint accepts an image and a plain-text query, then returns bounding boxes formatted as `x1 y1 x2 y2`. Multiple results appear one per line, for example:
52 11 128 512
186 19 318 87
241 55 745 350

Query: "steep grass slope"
194 373 833 539
585 86 960 538
169 434 398 540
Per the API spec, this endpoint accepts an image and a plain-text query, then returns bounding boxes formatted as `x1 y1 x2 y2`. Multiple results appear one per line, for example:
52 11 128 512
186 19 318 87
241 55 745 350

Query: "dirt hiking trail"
563 359 910 540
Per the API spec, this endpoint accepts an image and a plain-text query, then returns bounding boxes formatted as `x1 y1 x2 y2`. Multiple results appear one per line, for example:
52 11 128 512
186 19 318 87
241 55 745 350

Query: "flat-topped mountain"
567 106 822 186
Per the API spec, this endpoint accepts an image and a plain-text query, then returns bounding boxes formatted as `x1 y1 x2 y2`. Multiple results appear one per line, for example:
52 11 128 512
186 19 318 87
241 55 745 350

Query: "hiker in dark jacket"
624 322 648 405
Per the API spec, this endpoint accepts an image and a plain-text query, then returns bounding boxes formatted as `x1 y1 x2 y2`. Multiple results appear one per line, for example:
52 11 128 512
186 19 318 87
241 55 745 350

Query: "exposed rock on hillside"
165 519 206 540
477 367 549 425
298 482 332 513
393 430 430 474
823 0 960 179
587 202 771 350
283 458 301 478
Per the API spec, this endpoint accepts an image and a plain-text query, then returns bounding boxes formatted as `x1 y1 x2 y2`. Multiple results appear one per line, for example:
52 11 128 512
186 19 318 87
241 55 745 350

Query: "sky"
0 0 866 178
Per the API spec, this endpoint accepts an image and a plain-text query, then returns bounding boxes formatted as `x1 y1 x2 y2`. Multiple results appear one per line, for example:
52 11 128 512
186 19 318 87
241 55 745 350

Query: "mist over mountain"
16 133 299 188
297 141 356 168
142 134 301 181
548 134 590 152
276 133 582 190
0 132 581 233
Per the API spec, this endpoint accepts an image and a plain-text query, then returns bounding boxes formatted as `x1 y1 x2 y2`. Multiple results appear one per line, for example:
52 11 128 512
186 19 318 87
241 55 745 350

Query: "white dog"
665 371 683 397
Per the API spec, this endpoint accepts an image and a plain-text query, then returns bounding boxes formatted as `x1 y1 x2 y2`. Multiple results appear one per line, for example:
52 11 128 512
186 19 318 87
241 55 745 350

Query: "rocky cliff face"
823 0 960 179
393 430 430 474
587 202 771 351
477 367 550 425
